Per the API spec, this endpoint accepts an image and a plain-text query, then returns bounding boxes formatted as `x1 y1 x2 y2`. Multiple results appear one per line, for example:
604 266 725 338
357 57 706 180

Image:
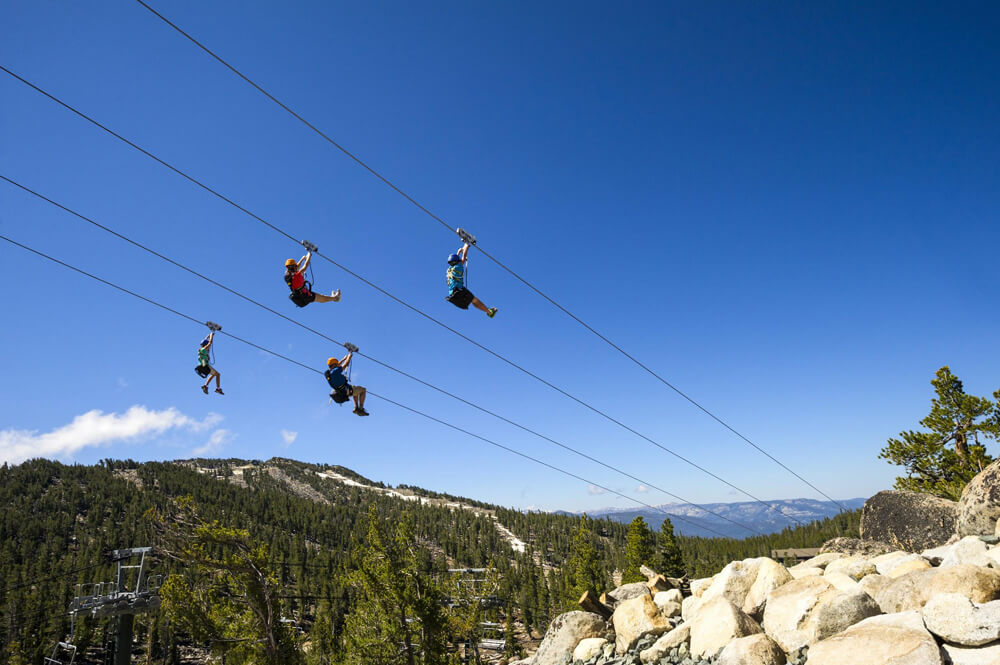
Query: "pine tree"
880 366 999 500
564 518 605 608
622 516 655 583
343 504 448 665
657 518 685 578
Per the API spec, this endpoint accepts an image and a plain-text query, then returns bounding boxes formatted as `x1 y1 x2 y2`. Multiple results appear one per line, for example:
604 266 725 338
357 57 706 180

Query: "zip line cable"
0 69 808 526
6 191 764 535
1 175 763 536
127 3 845 511
0 234 736 539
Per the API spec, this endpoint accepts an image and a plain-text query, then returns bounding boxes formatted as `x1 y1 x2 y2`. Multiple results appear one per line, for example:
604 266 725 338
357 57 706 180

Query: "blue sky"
2 0 998 513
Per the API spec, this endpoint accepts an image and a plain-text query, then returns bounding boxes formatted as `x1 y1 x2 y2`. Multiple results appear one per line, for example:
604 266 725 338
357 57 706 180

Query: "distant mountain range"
559 497 868 538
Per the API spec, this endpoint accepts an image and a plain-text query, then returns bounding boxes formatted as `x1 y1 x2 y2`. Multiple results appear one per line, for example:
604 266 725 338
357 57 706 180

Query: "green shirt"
198 346 210 366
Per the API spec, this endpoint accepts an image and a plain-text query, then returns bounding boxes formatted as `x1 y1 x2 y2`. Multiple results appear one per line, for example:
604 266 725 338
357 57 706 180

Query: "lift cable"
0 68 810 525
0 233 736 539
125 4 845 511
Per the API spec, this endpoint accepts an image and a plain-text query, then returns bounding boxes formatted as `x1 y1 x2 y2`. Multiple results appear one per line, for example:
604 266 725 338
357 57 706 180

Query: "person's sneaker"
215 388 225 395
331 289 342 302
355 408 370 416
201 385 209 394
487 307 498 318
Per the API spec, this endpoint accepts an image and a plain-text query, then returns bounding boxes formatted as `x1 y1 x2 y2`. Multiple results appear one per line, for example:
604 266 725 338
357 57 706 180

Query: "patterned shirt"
198 346 210 366
447 263 465 294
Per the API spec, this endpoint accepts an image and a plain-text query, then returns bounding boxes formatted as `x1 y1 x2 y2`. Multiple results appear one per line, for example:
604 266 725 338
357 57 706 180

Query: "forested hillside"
0 457 860 663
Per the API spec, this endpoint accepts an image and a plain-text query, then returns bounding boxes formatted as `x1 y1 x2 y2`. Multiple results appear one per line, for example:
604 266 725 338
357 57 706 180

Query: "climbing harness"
329 342 358 405
194 321 222 378
287 240 319 307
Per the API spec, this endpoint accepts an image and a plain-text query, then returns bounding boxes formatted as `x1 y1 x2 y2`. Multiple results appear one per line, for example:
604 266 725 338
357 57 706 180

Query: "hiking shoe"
331 289 342 302
215 388 225 395
355 408 370 417
486 307 498 318
201 385 209 394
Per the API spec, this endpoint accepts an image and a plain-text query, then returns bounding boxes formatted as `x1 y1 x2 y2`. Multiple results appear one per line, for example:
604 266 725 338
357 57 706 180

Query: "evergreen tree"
343 505 448 665
150 497 304 665
564 518 605 607
880 366 999 500
657 518 685 578
622 516 656 583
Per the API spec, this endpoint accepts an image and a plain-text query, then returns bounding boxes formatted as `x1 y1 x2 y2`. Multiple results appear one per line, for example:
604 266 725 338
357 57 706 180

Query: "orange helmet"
327 357 340 367
285 258 298 268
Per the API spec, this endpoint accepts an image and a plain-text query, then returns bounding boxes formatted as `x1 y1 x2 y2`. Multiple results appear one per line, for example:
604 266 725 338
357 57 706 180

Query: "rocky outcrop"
612 593 672 653
805 611 943 665
940 641 1000 665
860 490 958 551
688 596 762 658
531 611 609 665
958 461 1000 537
717 633 786 665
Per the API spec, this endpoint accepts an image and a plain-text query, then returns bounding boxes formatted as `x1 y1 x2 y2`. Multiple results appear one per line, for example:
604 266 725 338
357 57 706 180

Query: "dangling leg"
201 366 210 394
471 297 498 318
313 290 341 304
353 386 369 416
211 369 223 395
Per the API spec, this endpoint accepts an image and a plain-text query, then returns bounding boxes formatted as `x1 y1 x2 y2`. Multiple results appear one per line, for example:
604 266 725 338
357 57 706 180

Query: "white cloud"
281 430 298 447
636 484 649 493
587 484 607 495
0 406 221 465
192 429 234 457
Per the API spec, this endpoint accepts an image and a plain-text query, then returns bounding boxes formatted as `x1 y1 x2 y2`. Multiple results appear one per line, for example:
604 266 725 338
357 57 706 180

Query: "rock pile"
513 460 1000 665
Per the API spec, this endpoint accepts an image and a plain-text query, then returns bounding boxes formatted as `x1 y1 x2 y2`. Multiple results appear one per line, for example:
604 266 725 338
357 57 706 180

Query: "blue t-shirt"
325 367 347 389
447 263 465 294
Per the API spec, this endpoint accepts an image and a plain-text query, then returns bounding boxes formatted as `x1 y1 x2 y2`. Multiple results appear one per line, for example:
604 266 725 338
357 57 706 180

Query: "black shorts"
330 384 354 404
446 287 475 310
290 290 317 307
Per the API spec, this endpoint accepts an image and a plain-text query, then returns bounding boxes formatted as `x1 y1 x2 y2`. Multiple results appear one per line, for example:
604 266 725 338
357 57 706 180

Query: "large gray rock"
639 623 691 664
611 593 672 654
531 611 609 665
689 595 763 659
762 577 880 652
860 490 958 551
958 461 1000 537
717 633 787 665
681 594 703 621
805 611 943 665
689 576 715 597
923 594 1000 647
858 573 891 598
810 588 883 642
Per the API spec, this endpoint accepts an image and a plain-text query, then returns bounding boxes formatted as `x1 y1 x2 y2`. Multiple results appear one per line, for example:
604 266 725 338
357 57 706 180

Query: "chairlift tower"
70 548 161 665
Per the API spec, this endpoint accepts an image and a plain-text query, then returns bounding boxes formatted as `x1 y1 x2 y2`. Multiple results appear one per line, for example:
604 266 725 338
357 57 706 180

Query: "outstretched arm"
298 252 312 273
206 331 214 348
340 351 353 369
458 242 471 263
